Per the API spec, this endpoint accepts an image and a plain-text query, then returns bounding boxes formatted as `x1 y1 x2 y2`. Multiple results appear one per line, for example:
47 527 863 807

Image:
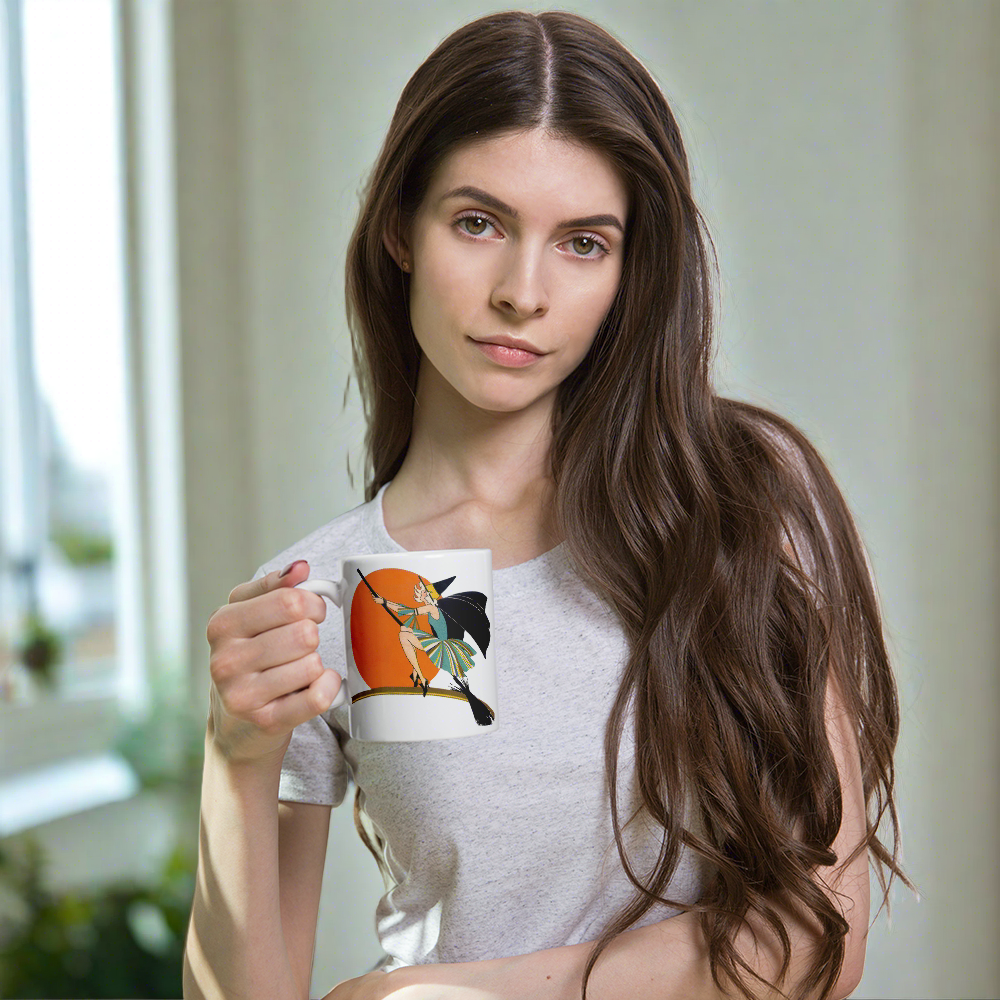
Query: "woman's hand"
205 559 343 767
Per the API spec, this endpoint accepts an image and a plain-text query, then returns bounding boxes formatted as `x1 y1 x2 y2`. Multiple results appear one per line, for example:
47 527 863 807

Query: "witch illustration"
360 569 494 725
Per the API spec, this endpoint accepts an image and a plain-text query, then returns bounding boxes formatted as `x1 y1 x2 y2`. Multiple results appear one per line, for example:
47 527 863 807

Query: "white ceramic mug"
296 548 497 741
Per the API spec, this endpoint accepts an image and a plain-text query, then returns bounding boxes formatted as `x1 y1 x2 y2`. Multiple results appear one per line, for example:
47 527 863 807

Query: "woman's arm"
183 743 330 1000
183 561 341 1000
280 801 334 998
183 740 332 1000
183 737 301 1000
330 668 868 1000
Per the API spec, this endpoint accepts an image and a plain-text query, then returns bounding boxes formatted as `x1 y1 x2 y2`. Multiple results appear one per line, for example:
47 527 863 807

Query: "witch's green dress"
397 602 477 677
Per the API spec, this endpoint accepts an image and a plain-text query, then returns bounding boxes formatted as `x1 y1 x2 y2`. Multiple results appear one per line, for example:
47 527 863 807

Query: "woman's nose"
490 248 549 319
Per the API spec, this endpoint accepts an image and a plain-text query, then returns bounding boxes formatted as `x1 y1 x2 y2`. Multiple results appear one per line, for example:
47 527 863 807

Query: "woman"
184 10 913 1000
374 578 478 694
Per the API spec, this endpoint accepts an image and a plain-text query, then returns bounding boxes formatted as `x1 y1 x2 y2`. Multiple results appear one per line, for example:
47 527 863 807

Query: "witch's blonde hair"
417 576 440 601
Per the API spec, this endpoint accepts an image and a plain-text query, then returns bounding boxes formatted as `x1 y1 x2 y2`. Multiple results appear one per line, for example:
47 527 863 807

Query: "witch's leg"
398 628 426 684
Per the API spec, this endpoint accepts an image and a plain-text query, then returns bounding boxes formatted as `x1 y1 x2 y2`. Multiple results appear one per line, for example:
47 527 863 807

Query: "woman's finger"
209 582 327 646
239 668 344 736
224 655 337 713
225 618 322 677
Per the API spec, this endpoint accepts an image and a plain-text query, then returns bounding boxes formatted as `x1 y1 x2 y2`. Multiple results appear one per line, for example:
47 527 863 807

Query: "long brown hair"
344 10 914 999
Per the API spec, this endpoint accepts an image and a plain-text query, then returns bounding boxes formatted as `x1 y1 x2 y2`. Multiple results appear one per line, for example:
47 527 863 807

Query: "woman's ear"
383 212 412 272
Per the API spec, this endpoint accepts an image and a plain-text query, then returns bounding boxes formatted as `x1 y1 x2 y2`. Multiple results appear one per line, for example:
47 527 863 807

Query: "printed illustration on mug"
350 568 494 724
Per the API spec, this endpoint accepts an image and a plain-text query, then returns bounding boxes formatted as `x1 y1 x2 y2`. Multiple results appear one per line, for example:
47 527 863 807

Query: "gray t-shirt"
255 483 709 971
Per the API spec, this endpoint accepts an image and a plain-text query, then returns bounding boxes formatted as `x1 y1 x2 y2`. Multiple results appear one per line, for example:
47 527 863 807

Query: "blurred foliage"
15 614 63 688
0 670 207 998
50 526 114 566
0 838 194 999
113 672 206 798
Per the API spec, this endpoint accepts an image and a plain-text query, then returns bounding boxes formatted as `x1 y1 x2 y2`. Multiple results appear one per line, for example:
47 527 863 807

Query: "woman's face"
388 128 629 419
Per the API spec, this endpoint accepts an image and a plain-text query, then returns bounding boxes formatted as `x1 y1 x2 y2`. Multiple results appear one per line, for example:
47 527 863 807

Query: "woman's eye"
456 214 495 236
568 235 611 258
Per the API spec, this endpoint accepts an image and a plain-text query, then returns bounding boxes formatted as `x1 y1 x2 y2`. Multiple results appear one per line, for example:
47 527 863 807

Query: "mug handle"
295 577 345 607
295 570 348 709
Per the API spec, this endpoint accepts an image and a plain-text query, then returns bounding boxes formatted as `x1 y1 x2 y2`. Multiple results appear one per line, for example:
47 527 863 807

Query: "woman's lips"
471 339 543 368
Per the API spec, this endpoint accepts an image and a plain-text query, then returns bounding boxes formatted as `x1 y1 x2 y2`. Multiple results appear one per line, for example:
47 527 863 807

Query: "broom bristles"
451 674 494 726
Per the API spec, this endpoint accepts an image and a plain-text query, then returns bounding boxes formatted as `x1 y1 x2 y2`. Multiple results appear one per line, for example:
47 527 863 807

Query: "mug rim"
340 547 492 563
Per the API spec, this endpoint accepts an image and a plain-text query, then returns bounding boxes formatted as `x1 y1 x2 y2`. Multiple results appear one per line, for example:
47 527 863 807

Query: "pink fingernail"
279 559 306 578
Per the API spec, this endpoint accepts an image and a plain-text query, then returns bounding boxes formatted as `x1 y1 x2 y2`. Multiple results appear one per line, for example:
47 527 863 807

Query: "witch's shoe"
422 679 429 697
410 670 420 688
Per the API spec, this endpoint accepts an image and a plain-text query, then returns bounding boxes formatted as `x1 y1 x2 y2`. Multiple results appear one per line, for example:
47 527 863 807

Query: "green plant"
16 615 63 688
0 671 208 997
50 526 114 566
0 838 195 999
113 678 206 797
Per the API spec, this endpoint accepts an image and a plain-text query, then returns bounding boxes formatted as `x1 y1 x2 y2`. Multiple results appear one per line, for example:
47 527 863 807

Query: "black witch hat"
423 575 491 655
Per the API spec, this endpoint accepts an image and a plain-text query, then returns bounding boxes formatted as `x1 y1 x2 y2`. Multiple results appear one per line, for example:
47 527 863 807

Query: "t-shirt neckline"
363 481 572 593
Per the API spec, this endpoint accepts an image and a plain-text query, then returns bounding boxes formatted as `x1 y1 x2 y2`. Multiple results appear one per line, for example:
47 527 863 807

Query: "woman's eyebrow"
440 185 624 233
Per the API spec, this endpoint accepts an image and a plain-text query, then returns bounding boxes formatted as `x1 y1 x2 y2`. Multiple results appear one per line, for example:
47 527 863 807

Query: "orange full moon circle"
349 567 440 690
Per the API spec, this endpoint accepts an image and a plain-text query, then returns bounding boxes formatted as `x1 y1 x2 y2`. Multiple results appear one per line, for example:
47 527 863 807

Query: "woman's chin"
458 385 557 418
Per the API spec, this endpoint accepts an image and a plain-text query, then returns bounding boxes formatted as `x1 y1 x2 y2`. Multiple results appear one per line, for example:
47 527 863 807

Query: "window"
1 0 135 705
0 0 185 832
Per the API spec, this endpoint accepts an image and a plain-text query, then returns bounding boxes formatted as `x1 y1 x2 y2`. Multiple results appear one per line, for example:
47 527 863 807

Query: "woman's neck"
381 360 564 565
383 468 561 563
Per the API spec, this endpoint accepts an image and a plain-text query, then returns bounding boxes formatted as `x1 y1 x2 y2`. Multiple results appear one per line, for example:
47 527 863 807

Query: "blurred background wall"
5 2 997 998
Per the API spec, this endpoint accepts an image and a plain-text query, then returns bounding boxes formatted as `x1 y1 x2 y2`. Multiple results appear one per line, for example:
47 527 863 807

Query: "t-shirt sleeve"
278 710 351 807
248 563 352 807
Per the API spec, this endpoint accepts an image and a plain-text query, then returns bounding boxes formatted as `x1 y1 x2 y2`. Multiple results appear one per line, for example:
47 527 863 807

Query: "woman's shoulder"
251 492 377 582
